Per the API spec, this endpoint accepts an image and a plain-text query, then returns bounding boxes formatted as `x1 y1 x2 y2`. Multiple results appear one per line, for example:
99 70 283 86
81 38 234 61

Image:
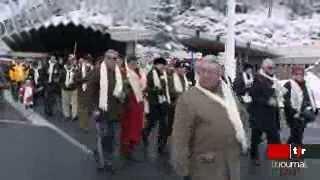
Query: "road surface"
1 98 320 180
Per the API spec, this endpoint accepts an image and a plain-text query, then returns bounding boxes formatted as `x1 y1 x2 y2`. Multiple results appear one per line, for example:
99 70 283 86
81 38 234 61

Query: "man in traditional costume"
77 55 94 132
119 55 147 160
233 63 254 105
283 66 317 144
249 59 284 166
142 57 170 154
171 55 247 180
87 49 124 170
233 63 254 145
44 56 61 116
28 61 46 107
60 55 79 121
167 61 189 139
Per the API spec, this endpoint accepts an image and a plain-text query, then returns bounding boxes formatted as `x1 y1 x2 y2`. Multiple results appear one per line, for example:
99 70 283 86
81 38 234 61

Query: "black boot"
142 130 149 147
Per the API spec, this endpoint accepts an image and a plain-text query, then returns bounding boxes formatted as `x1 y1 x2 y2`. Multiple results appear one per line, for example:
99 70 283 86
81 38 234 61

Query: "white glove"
294 113 300 119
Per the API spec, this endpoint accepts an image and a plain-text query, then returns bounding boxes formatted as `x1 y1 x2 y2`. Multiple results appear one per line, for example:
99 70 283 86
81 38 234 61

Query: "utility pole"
225 0 236 83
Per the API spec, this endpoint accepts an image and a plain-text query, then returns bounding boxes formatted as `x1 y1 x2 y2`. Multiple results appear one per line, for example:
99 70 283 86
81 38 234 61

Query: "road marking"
0 119 33 126
3 91 93 155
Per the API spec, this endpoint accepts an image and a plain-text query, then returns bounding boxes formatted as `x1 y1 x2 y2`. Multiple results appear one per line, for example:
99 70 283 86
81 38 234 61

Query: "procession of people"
1 49 319 180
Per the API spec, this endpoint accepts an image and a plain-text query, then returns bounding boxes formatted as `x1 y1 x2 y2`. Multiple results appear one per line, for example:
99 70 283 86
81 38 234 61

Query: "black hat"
174 61 184 68
243 63 253 71
127 55 138 63
153 57 167 65
183 62 191 68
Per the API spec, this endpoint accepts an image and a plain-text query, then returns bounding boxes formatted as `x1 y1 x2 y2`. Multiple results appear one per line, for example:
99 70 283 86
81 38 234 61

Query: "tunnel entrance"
3 24 127 57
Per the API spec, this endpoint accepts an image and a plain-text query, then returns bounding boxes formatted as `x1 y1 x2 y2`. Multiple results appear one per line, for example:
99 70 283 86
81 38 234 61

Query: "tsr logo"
291 145 307 159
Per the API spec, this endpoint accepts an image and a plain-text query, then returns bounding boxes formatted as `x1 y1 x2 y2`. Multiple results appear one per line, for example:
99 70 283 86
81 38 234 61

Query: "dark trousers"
167 104 176 137
44 86 58 116
250 128 281 160
92 110 117 166
11 82 19 101
287 118 305 145
143 103 169 149
100 112 117 156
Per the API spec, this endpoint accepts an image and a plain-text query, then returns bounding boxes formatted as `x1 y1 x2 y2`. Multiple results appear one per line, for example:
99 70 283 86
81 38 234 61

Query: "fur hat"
153 57 167 65
174 61 184 68
243 63 253 71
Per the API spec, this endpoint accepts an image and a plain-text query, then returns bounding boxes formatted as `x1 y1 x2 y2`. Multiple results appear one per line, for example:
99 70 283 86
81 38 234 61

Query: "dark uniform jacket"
44 62 61 94
28 67 46 87
168 73 187 105
146 68 168 106
283 80 315 127
86 62 122 121
233 73 253 103
76 64 94 110
60 65 80 91
249 73 280 130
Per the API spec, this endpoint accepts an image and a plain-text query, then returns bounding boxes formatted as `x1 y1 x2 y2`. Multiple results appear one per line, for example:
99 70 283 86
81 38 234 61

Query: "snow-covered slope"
2 1 320 58
173 5 320 48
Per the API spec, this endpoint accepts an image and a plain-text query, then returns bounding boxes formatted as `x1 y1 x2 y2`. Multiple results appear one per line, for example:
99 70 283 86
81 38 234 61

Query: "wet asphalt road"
1 99 320 180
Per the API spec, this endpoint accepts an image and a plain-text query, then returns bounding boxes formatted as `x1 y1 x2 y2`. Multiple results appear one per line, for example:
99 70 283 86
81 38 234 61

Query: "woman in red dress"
120 56 147 160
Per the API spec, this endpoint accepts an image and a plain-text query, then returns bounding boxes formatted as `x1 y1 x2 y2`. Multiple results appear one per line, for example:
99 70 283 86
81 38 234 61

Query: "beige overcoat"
171 87 242 180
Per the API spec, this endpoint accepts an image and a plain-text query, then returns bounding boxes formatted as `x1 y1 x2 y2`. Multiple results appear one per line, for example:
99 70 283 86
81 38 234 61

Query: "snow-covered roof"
272 46 320 58
29 10 154 42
